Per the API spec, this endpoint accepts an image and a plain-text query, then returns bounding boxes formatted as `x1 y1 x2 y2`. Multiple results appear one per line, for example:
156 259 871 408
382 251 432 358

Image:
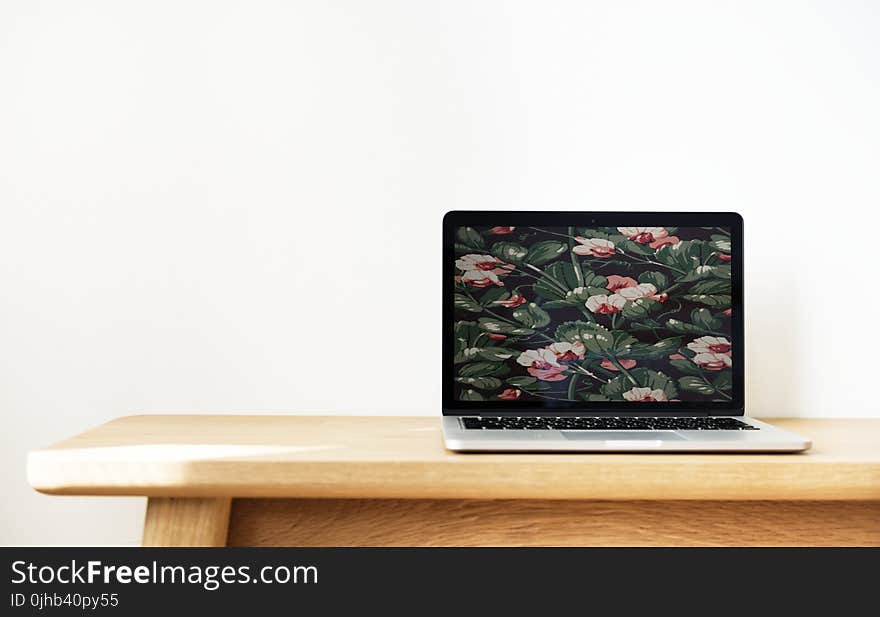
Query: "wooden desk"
28 416 880 547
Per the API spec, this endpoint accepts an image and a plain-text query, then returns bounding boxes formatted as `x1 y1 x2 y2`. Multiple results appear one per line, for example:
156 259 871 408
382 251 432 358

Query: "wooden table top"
27 416 880 501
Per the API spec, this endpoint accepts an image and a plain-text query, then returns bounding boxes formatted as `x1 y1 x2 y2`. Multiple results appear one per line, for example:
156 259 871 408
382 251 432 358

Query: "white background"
1 1 878 545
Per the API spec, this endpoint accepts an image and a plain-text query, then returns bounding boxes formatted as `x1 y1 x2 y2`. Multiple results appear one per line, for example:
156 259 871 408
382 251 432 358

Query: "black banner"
1 548 874 614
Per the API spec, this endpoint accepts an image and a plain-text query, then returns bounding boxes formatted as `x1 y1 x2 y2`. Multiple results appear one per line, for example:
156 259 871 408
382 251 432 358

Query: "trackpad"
560 431 683 441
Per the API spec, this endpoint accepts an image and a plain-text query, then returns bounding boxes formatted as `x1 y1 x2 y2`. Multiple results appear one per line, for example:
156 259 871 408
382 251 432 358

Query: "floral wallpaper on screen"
453 225 733 403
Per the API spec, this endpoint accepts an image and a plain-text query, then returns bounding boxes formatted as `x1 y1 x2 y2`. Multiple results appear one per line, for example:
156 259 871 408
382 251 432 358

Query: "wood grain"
27 416 880 501
142 497 230 547
227 498 880 547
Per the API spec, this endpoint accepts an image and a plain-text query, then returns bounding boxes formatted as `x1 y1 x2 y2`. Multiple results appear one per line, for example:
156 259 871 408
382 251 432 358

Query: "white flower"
617 227 668 244
516 348 561 368
516 347 569 381
546 341 586 360
687 336 732 356
585 293 626 314
692 353 732 371
617 283 658 301
622 387 668 402
572 237 616 257
455 254 506 272
455 253 511 287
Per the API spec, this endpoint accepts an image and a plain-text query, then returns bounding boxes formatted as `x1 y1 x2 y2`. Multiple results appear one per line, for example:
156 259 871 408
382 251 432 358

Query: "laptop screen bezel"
442 211 745 416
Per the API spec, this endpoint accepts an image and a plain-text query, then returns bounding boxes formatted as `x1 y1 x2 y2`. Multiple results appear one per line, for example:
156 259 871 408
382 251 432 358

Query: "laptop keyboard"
461 417 758 431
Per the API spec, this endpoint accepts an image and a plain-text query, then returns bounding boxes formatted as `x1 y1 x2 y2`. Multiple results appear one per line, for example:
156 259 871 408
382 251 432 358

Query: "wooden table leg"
142 497 231 547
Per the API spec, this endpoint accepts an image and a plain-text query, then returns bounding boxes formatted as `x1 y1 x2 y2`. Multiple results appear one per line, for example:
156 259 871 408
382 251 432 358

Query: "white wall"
1 0 878 545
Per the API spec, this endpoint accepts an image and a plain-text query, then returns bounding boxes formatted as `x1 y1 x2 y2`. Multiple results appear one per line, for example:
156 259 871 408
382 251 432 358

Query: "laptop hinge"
450 410 714 417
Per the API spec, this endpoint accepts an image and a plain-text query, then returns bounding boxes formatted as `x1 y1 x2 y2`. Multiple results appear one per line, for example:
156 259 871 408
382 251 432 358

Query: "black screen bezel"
442 211 744 416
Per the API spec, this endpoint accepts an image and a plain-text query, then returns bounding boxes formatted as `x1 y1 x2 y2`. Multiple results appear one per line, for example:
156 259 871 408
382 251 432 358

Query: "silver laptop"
442 211 810 452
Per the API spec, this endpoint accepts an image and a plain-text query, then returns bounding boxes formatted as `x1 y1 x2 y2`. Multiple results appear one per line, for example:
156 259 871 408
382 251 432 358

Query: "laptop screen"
452 224 733 405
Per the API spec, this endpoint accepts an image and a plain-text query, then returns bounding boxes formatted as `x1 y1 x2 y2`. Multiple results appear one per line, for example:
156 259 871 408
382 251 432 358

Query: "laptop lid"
443 211 744 416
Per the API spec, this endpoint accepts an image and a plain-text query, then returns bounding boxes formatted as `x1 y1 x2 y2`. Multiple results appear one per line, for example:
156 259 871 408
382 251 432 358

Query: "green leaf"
555 321 636 355
679 376 715 395
626 337 683 360
459 362 509 378
553 262 584 290
454 293 482 313
711 265 731 279
665 309 723 335
656 241 700 271
709 234 731 253
601 374 631 399
601 368 678 400
491 241 528 265
456 376 502 390
684 294 731 308
621 297 660 320
638 271 668 290
670 359 703 376
713 371 733 391
524 240 567 266
555 321 599 344
512 302 551 328
581 393 610 402
459 389 485 401
534 263 608 305
620 239 655 257
629 318 662 332
453 321 482 354
541 300 571 309
453 348 480 364
505 375 551 391
477 318 535 336
456 226 484 249
665 319 705 335
478 287 510 306
692 308 722 332
568 288 611 306
676 267 716 283
689 278 730 295
476 346 519 361
534 276 566 301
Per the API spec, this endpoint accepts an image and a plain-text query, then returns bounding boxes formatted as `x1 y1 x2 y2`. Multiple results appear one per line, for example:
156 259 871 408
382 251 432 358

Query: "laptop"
442 211 811 452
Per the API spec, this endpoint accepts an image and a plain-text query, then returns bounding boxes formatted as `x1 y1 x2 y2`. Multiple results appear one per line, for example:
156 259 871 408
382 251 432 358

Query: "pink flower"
650 236 680 249
494 293 527 308
498 388 521 400
455 254 511 273
600 358 637 371
572 237 616 258
669 354 687 361
516 348 568 382
723 308 733 317
622 387 668 402
617 283 666 302
460 269 503 287
687 336 732 356
488 333 508 341
585 293 626 314
606 275 638 291
547 341 586 361
617 226 668 244
455 254 513 287
489 226 516 235
692 353 732 371
717 253 731 262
